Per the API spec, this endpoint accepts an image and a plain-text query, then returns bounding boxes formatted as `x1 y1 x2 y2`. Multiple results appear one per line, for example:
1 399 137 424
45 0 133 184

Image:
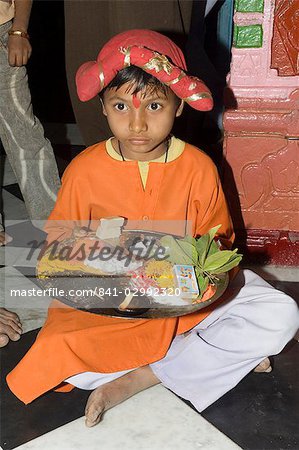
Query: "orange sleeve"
191 157 234 249
44 159 92 243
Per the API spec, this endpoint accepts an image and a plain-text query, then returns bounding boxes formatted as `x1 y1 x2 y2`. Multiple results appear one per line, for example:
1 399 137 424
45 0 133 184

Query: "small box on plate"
173 264 199 299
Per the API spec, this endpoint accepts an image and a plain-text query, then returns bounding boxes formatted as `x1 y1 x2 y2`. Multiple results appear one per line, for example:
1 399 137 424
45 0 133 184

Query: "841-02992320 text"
94 287 182 297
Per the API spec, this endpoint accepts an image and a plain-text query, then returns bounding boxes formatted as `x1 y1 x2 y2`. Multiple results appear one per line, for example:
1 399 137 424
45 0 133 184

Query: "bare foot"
0 231 12 246
254 357 272 373
85 365 160 427
0 308 22 348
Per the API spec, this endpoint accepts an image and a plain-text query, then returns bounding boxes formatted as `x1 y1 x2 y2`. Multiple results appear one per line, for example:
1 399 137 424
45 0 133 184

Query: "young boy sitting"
7 29 299 428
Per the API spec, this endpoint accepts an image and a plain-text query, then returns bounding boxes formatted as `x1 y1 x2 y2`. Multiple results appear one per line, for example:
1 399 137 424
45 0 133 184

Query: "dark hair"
100 65 178 100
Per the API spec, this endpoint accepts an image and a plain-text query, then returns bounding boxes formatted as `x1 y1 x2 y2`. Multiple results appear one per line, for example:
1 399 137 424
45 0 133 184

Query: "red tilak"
132 93 141 109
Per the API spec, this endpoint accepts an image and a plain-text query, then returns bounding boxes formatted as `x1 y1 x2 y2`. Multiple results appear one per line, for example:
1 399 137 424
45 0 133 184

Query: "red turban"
76 29 213 111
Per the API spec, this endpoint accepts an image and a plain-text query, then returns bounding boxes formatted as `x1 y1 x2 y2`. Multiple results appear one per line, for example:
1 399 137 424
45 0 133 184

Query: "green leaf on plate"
203 249 238 272
195 268 209 298
195 224 222 266
160 235 193 265
182 235 196 245
176 239 198 264
207 239 219 257
210 254 242 274
208 224 222 242
195 234 210 266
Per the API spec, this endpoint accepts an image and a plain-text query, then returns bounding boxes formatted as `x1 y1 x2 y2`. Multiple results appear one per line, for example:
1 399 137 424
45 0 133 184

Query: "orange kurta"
7 139 234 404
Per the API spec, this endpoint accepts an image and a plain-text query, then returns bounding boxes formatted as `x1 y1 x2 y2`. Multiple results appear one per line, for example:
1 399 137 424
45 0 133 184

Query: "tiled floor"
1 137 299 450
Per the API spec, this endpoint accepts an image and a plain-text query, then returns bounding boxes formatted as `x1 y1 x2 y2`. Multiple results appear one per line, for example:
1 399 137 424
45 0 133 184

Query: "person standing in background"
0 0 61 241
0 0 61 345
186 0 223 126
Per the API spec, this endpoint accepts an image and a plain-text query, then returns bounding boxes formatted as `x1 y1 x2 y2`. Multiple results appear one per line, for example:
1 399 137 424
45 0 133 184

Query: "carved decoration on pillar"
240 140 299 229
271 0 299 76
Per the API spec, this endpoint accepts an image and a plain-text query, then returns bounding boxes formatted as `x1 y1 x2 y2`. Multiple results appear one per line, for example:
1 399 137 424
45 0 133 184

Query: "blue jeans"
0 20 60 229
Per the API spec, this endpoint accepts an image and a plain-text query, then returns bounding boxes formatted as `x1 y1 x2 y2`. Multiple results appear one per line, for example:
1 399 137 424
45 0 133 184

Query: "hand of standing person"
7 0 32 66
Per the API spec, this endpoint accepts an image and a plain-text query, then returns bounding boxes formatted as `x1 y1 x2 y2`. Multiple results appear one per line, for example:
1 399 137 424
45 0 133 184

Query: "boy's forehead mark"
132 93 141 109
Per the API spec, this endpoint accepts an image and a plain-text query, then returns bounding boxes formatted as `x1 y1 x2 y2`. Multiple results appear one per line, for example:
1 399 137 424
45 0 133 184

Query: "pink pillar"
223 0 299 265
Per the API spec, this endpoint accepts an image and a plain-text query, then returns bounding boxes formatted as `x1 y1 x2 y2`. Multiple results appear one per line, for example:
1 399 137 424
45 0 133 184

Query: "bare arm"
8 0 32 66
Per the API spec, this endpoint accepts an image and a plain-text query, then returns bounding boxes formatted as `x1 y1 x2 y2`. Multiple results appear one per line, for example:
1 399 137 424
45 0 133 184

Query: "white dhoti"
65 270 299 411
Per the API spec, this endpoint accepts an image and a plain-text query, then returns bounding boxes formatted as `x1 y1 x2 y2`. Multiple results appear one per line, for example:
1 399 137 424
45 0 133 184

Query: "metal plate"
36 230 229 319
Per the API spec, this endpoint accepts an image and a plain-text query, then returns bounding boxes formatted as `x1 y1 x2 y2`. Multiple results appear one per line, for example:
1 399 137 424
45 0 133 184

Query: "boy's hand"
8 35 32 67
